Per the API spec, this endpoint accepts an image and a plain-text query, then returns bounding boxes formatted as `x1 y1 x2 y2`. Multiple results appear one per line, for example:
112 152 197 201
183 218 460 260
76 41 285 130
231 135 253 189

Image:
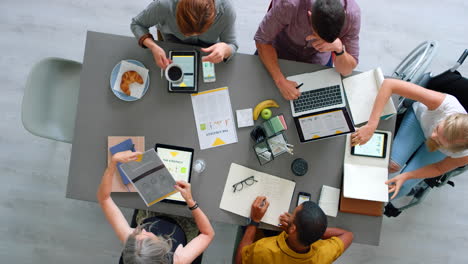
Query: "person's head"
287 201 328 246
310 0 346 43
176 0 216 36
122 225 173 264
427 113 468 153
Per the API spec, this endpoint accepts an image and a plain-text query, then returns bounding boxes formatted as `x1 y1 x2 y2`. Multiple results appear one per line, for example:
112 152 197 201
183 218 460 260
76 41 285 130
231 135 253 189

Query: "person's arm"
333 48 357 76
351 79 446 146
254 1 299 100
322 227 353 250
172 181 215 264
97 151 141 243
234 196 270 264
201 0 238 63
256 43 300 100
386 156 468 199
130 1 171 68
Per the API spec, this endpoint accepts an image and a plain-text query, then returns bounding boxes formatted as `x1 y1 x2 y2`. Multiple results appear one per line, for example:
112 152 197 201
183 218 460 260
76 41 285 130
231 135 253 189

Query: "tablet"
168 51 198 93
155 144 194 204
351 132 388 158
294 108 356 143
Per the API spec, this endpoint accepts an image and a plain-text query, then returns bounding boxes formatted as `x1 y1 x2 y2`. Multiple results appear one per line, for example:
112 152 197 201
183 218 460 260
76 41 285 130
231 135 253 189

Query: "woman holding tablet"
97 151 214 264
131 0 238 69
351 79 468 199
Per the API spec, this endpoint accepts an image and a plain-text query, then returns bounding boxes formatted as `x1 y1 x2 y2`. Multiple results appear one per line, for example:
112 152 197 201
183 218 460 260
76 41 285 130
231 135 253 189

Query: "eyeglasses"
232 176 258 193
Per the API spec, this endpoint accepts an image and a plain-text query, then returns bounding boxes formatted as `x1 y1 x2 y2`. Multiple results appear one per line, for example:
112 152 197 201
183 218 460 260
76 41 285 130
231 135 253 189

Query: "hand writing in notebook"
250 196 270 222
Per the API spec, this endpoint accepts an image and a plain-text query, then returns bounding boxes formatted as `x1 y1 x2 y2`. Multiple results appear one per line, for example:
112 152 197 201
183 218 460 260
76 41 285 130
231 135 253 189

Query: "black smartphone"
297 192 311 206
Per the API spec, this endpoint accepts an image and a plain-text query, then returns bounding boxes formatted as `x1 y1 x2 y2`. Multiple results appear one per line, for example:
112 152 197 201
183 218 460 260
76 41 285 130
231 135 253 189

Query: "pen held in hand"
296 83 304 89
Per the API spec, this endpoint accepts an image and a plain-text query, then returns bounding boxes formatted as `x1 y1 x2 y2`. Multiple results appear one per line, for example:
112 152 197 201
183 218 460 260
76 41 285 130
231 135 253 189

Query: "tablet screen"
172 55 195 88
352 132 387 158
156 146 193 202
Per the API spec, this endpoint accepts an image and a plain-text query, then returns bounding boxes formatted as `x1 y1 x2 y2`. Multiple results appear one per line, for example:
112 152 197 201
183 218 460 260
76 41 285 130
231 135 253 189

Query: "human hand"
174 181 195 206
278 212 292 232
351 124 376 146
306 34 343 53
201 42 231 63
111 151 142 164
150 45 172 69
250 196 270 222
385 173 409 199
275 77 300 100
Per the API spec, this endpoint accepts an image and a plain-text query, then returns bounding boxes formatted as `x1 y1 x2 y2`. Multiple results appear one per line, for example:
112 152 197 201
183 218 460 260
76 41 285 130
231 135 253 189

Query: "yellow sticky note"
135 154 143 162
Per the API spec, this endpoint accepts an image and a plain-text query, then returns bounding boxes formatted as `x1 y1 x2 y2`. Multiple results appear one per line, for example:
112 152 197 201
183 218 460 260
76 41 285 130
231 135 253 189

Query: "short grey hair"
122 224 173 264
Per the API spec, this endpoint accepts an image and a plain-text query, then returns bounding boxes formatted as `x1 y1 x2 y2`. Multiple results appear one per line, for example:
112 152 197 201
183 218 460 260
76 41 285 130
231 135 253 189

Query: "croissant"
120 71 144 96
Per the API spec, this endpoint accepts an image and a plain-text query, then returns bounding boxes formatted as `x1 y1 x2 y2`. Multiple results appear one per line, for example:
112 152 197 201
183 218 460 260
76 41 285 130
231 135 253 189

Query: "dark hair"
293 201 328 246
311 0 345 43
176 0 216 36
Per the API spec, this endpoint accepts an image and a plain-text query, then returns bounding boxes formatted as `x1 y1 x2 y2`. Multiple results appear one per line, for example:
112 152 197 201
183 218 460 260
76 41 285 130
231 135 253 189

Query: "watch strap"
333 45 345 56
247 218 260 227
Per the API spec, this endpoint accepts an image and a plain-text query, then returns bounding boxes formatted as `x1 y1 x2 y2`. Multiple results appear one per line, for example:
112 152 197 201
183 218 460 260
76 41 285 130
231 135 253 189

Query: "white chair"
22 57 82 143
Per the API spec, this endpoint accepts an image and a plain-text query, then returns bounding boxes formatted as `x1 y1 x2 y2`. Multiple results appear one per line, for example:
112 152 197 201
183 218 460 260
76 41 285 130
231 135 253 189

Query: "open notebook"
220 163 296 226
343 68 396 125
343 131 392 202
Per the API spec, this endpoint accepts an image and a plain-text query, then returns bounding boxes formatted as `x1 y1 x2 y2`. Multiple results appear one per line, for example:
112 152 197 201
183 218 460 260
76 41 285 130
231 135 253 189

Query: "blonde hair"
426 113 468 153
122 223 173 264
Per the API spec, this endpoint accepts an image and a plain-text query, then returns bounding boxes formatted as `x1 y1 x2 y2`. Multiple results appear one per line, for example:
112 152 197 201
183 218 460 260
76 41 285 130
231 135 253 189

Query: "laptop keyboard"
293 85 343 113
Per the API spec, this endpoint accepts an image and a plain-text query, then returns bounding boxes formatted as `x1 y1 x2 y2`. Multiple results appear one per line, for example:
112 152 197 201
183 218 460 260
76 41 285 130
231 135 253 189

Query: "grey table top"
67 31 395 246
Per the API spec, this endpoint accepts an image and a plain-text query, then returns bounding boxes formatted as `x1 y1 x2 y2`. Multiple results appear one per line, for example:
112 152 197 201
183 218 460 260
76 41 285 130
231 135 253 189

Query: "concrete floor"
1 0 467 263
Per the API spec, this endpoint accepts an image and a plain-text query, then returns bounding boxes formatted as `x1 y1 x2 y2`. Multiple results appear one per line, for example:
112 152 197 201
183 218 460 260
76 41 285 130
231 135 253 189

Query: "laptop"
288 68 355 143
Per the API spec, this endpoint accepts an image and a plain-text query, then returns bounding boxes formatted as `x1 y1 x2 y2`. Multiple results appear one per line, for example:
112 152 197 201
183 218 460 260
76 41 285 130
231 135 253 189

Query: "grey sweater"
131 0 238 55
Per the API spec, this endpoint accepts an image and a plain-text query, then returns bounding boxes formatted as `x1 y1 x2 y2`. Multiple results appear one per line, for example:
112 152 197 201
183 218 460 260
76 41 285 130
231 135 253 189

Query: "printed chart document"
298 110 351 140
343 68 396 125
220 163 296 226
191 87 238 149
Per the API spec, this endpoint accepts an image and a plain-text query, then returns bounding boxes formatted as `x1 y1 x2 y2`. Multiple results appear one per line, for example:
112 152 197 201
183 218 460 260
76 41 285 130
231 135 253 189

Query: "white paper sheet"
113 60 149 99
191 87 238 149
219 163 296 226
236 108 254 128
318 185 341 217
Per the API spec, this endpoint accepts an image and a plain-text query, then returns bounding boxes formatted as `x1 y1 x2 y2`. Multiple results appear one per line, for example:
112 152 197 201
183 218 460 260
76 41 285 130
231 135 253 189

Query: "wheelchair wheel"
392 41 439 83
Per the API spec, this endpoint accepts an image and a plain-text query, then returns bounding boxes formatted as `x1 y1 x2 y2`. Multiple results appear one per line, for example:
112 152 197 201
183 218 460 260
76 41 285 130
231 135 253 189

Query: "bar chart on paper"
191 87 238 149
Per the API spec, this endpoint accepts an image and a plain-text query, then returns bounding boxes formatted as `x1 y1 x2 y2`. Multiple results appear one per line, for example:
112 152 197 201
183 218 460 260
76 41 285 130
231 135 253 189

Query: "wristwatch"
333 44 345 56
246 218 260 227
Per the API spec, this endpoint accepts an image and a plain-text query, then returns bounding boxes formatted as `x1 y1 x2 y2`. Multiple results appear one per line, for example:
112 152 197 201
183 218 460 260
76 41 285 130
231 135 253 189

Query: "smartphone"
297 192 311 206
202 61 216 83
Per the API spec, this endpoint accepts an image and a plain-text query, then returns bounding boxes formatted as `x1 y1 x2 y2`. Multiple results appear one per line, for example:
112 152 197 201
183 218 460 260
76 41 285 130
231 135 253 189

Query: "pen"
260 198 266 208
296 83 304 89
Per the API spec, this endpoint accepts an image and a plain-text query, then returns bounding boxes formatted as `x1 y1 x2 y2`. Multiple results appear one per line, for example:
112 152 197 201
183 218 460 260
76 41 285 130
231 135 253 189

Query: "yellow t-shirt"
242 231 344 264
